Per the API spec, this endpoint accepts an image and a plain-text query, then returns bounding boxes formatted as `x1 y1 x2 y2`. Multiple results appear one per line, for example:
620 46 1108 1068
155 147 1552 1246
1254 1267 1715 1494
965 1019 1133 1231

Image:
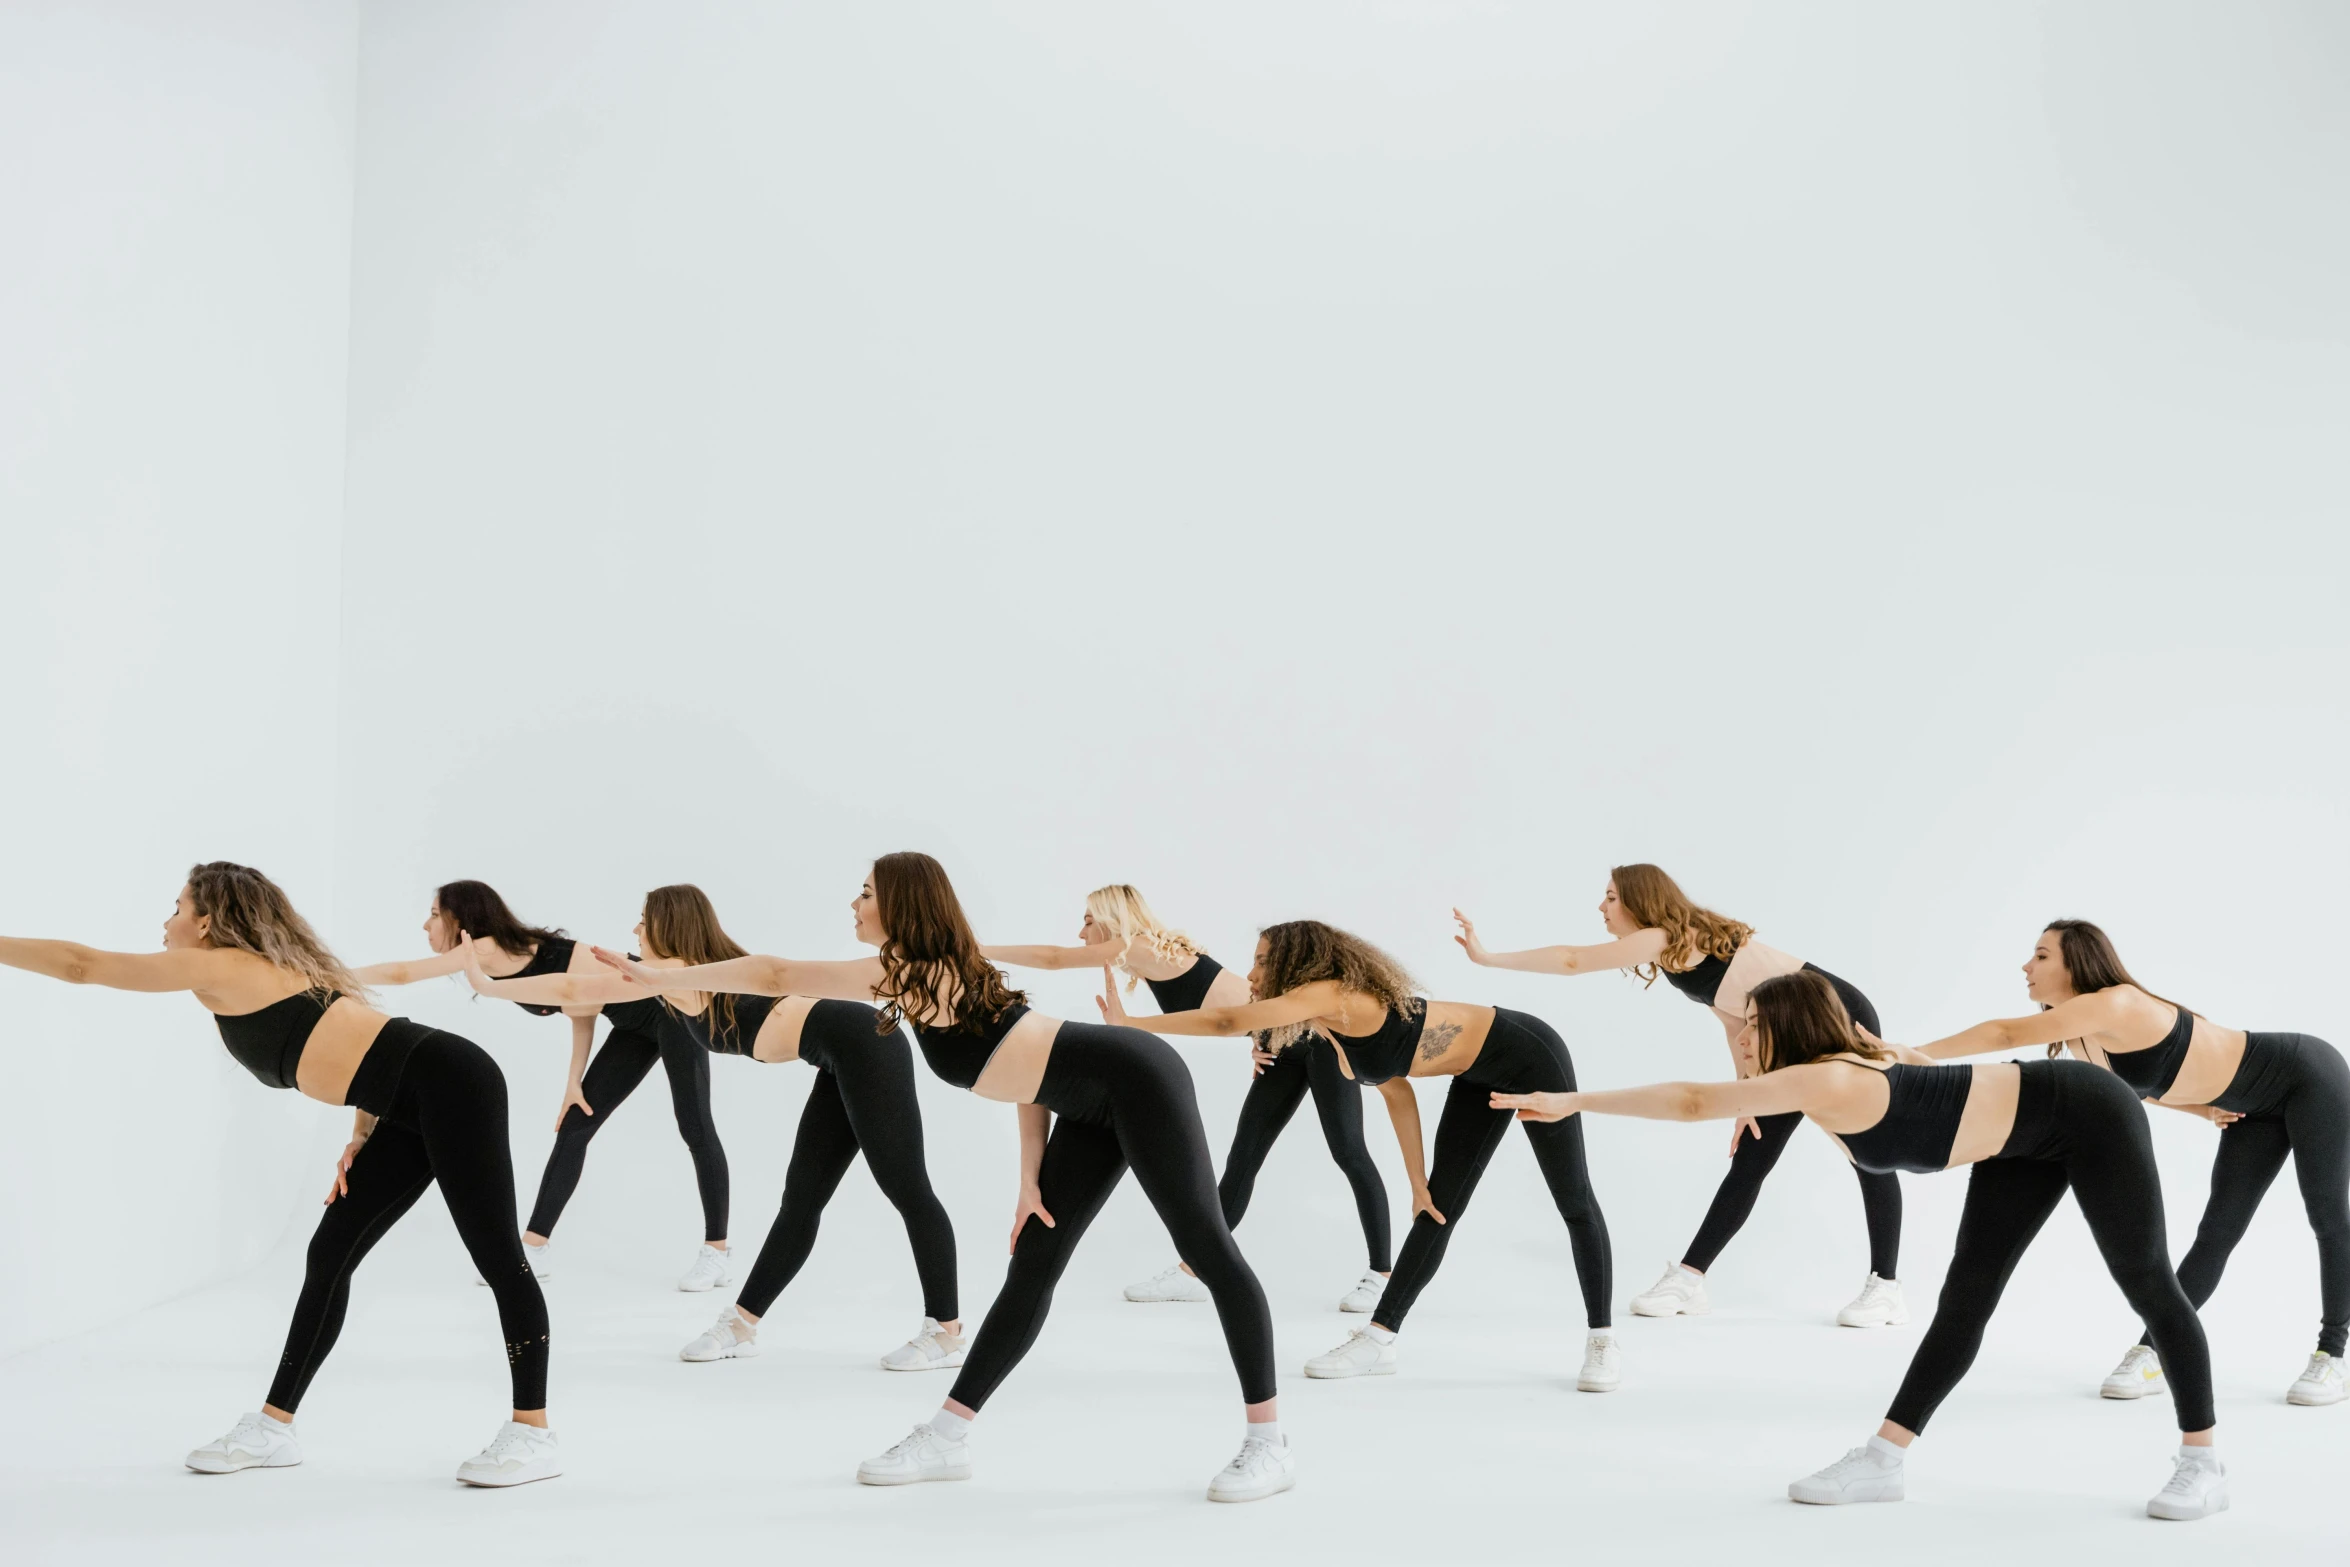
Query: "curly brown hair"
871 852 1026 1034
1254 920 1420 1052
1611 863 1754 983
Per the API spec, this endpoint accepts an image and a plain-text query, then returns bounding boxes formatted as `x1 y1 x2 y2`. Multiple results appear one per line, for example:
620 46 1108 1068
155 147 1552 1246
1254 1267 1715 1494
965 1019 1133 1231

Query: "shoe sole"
678 1279 731 1293
681 1344 759 1362
1338 1301 1377 1313
880 1351 968 1372
457 1463 562 1488
1630 1299 1708 1318
857 1466 972 1486
2148 1489 2229 1521
1207 1473 1297 1503
2286 1388 2345 1406
1576 1377 1620 1393
1303 1362 1396 1379
1836 1314 1909 1329
1789 1484 1903 1505
186 1455 301 1474
1124 1294 1210 1304
2101 1381 2165 1400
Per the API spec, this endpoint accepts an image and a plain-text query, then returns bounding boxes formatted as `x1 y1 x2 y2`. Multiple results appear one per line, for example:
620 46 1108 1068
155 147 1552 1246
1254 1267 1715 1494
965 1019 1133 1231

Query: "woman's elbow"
1674 1086 1711 1121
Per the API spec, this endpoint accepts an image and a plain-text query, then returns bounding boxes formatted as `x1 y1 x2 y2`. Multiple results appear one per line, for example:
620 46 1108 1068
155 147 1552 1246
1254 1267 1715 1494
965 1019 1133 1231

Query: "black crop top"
1662 952 1733 1008
1327 999 1428 1086
1143 953 1223 1015
914 1004 1032 1090
1838 1062 1974 1175
215 988 341 1090
2101 1005 2195 1100
500 936 576 1017
676 994 781 1057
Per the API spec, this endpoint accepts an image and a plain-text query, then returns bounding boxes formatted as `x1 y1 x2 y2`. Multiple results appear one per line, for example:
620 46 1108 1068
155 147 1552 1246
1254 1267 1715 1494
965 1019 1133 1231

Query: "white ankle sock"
1366 1324 1397 1344
2179 1443 2218 1465
929 1408 972 1443
1247 1419 1281 1445
261 1412 292 1432
1866 1435 1905 1465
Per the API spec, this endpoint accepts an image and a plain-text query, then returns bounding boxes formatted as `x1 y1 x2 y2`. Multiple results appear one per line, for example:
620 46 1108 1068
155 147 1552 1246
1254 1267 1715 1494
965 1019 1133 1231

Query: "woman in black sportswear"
1919 919 2350 1408
593 852 1294 1504
356 879 732 1289
462 882 962 1372
1100 919 1618 1392
984 882 1392 1313
0 862 560 1486
1502 968 2225 1521
1457 862 1904 1327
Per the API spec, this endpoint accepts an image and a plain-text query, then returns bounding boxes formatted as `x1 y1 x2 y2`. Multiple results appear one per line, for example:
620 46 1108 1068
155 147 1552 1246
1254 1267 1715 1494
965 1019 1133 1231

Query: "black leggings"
1373 1008 1612 1334
1219 1035 1392 1272
1887 1059 2213 1434
949 1021 1275 1410
2137 1031 2350 1357
735 1001 958 1322
526 1016 729 1241
272 1022 549 1412
1683 965 1900 1278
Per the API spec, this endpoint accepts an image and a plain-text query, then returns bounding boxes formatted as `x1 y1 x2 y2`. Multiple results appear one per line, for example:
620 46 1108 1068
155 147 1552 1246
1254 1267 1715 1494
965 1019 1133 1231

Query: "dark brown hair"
2040 919 2183 1058
1611 863 1754 982
1750 969 1888 1074
642 884 750 1041
187 861 361 996
1254 920 1420 1052
433 880 563 959
870 852 1026 1034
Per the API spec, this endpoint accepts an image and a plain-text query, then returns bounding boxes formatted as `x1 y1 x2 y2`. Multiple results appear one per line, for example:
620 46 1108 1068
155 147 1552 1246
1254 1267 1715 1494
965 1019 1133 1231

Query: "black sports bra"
1328 999 1427 1086
675 994 782 1057
1838 1062 1974 1175
913 1004 1032 1090
215 988 341 1090
1662 951 1733 1007
2100 1005 2195 1100
500 936 576 1017
1143 953 1222 1015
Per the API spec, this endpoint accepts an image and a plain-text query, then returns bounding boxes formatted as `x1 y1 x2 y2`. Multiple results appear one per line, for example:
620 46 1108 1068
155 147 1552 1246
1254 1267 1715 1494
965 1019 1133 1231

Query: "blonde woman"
0 863 560 1486
985 885 1391 1312
1457 864 1903 1328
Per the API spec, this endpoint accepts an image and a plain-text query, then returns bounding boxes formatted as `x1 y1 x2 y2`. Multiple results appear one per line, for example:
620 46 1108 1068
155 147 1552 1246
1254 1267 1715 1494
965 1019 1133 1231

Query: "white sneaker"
185 1412 302 1474
1836 1273 1909 1328
455 1421 562 1487
1788 1442 1905 1505
2288 1350 2347 1406
1125 1262 1210 1303
1577 1331 1622 1392
2147 1449 2228 1520
881 1318 967 1372
1629 1263 1710 1318
856 1423 972 1486
476 1240 552 1287
2102 1344 2167 1400
1337 1271 1387 1314
1206 1433 1296 1503
1304 1328 1397 1379
677 1244 732 1292
680 1306 761 1363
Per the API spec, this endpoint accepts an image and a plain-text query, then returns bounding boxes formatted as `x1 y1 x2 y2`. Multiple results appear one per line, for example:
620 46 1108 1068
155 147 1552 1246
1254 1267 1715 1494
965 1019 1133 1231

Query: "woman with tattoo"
1498 968 2226 1520
984 883 1392 1313
1099 920 1617 1392
1457 863 1904 1327
1918 919 2350 1408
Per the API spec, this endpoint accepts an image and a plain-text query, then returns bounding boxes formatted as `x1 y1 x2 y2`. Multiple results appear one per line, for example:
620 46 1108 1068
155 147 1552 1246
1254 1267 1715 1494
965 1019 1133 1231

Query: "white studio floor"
7 1214 2345 1567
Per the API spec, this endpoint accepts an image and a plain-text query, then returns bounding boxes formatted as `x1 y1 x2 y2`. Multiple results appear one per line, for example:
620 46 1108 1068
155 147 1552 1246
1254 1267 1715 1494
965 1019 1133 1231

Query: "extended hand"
1095 972 1130 1027
458 933 495 994
1489 1089 1576 1123
589 946 659 987
1451 908 1490 965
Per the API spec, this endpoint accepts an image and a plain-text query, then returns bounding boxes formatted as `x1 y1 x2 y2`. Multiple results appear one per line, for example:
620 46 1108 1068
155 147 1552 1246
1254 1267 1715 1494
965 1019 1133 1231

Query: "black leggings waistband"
344 1016 426 1116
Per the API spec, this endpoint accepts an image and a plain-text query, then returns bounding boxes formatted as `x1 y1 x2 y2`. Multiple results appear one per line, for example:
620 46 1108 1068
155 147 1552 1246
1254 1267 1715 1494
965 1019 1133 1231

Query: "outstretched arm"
0 938 243 994
592 947 884 1004
1377 1079 1444 1224
1452 910 1668 977
1493 1067 1827 1124
461 939 649 1010
352 950 471 988
1098 978 1343 1038
983 939 1127 972
1915 989 2136 1060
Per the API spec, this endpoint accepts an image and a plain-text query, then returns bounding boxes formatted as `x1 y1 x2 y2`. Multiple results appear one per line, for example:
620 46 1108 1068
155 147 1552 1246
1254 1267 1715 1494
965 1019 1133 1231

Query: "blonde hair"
1084 883 1198 993
186 861 364 997
1611 863 1754 984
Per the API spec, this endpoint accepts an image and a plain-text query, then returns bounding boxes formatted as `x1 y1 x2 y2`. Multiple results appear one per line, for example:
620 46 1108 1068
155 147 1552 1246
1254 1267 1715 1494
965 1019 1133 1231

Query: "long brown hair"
1254 920 1420 1053
433 880 564 958
2041 919 2184 1059
642 883 751 1042
1750 969 1888 1073
1611 863 1754 983
870 852 1026 1034
186 861 362 997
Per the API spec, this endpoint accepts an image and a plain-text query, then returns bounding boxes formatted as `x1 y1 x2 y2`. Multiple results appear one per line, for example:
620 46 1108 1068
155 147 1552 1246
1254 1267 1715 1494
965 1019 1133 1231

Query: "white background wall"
5 1 2347 1369
0 0 359 1357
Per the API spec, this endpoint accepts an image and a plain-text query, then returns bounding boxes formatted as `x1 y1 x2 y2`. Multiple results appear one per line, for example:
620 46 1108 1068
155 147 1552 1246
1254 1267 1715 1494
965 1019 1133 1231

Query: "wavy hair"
642 883 752 1043
432 880 564 959
1750 970 1888 1073
871 852 1026 1034
2040 919 2185 1059
186 861 362 997
1611 863 1754 984
1254 920 1420 1053
1084 883 1198 993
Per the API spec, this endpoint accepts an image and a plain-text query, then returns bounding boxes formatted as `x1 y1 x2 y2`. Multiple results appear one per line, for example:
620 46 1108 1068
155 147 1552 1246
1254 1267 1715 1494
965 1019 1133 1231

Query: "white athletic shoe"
1304 1328 1397 1379
1629 1263 1710 1318
881 1318 968 1372
2147 1449 2228 1521
1836 1273 1909 1329
1577 1332 1622 1392
1788 1442 1906 1505
1206 1433 1296 1503
1125 1263 1210 1303
2102 1344 2168 1400
185 1412 302 1474
455 1421 562 1487
476 1240 552 1287
1337 1271 1387 1314
680 1306 761 1363
677 1244 732 1292
857 1423 972 1486
2288 1351 2347 1406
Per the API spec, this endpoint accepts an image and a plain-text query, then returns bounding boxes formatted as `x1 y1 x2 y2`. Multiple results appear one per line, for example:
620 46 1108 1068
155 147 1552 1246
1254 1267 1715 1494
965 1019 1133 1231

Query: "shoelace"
479 1425 543 1463
1226 1437 1275 1472
1821 1446 1888 1481
2158 1454 2213 1496
2110 1347 2155 1377
219 1415 276 1448
2301 1353 2335 1381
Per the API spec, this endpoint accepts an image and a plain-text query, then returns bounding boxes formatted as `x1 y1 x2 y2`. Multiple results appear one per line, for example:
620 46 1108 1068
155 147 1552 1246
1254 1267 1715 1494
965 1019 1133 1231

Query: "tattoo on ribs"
1419 1019 1461 1061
